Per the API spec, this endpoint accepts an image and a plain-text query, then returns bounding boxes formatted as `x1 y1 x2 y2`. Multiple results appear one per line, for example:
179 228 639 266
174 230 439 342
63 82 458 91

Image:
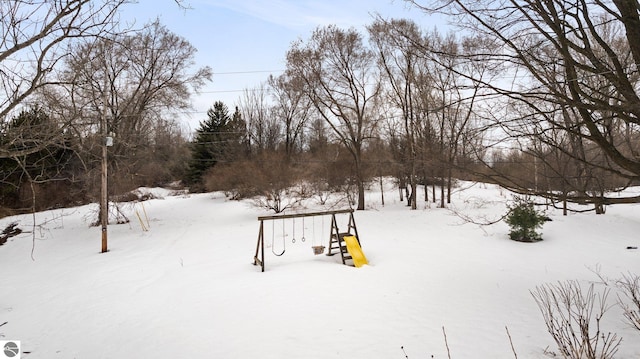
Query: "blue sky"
123 0 447 131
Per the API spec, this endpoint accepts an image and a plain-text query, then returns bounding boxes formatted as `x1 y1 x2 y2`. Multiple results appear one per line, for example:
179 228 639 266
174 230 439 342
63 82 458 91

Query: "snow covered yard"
1 182 639 358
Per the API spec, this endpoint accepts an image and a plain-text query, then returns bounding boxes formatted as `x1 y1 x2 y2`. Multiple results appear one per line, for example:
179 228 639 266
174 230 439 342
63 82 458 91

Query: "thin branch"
442 326 452 359
505 326 518 359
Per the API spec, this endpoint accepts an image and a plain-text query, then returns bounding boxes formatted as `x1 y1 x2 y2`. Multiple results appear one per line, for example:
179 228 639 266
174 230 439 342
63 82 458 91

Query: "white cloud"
196 0 387 30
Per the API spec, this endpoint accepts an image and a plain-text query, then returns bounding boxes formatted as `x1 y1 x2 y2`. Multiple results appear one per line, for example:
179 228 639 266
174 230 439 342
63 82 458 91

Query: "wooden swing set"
253 209 362 272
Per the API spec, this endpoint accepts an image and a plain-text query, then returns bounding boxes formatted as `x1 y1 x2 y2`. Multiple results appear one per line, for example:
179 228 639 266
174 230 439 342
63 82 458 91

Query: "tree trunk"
410 179 417 210
423 169 428 202
440 180 445 208
410 154 417 209
446 166 452 204
379 175 385 206
357 180 365 210
432 182 436 203
355 152 366 210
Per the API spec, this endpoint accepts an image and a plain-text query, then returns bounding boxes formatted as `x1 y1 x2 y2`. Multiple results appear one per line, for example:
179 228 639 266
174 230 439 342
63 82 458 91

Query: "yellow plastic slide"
343 235 368 268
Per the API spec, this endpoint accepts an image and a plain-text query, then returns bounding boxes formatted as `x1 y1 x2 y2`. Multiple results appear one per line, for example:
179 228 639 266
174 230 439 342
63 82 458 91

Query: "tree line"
193 0 640 214
2 0 640 215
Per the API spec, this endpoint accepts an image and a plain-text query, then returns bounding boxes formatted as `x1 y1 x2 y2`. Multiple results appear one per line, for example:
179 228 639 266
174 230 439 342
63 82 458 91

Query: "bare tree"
369 18 425 210
268 73 311 158
286 25 382 210
531 280 622 359
0 0 130 158
420 30 493 207
52 20 211 193
617 273 640 332
240 83 280 155
408 0 640 206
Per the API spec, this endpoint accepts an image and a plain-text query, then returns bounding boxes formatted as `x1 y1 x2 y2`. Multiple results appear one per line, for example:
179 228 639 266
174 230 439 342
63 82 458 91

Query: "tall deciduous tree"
240 84 279 155
286 25 382 210
369 18 425 210
268 73 311 158
427 31 491 207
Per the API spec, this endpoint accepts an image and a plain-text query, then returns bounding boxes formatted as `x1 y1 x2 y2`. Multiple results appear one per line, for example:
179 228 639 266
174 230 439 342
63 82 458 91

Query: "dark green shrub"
505 196 547 242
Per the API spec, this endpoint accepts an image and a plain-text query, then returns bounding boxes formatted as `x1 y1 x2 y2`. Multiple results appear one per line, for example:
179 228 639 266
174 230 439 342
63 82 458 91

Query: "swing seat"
312 245 325 255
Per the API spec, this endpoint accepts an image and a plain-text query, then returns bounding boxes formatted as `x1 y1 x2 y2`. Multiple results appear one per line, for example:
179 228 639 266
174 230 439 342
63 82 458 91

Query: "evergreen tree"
0 106 76 208
186 101 246 188
505 196 547 242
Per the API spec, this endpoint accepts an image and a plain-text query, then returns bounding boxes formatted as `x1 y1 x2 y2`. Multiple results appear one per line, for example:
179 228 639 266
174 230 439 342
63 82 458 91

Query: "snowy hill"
1 182 639 358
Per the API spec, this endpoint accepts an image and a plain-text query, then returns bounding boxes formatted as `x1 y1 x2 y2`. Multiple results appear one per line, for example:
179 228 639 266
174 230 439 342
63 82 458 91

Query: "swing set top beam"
257 208 354 221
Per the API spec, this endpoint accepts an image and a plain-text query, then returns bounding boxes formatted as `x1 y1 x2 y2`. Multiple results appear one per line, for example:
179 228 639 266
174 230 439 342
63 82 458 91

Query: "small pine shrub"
505 196 546 242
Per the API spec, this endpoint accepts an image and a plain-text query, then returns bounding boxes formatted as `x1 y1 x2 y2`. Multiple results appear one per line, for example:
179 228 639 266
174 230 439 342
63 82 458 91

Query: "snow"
0 181 639 358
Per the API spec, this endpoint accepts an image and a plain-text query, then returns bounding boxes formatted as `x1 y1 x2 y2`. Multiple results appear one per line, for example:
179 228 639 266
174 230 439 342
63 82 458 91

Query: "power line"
213 70 284 75
197 89 260 94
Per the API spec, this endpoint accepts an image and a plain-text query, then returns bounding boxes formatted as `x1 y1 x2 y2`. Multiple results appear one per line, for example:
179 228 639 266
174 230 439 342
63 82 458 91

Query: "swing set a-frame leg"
348 211 361 245
254 220 265 272
326 214 352 265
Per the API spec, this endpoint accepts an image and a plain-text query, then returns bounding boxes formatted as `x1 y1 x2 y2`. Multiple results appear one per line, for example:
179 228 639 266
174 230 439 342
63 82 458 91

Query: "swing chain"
271 219 285 256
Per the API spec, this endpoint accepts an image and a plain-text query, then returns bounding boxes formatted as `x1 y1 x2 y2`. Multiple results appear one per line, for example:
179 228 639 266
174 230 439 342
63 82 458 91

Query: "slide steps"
327 232 367 267
328 232 354 265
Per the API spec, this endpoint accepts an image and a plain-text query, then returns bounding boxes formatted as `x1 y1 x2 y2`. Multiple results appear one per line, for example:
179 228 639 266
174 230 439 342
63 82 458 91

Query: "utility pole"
100 92 109 253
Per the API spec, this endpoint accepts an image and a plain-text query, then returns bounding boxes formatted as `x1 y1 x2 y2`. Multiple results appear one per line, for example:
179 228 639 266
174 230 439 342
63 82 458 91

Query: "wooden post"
100 93 108 253
101 142 108 253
